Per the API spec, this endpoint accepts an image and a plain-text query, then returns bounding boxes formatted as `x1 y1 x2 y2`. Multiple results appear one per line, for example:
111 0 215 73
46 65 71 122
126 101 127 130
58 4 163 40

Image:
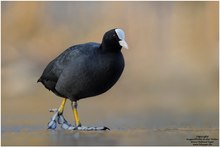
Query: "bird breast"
55 52 124 100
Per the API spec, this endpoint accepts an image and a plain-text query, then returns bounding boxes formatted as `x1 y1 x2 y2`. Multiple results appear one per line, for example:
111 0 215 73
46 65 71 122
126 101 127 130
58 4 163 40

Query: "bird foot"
61 124 110 131
47 108 110 131
48 108 71 130
76 126 110 131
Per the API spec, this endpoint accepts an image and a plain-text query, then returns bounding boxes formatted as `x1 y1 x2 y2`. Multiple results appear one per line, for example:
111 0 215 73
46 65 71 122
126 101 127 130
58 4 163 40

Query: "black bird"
38 28 128 131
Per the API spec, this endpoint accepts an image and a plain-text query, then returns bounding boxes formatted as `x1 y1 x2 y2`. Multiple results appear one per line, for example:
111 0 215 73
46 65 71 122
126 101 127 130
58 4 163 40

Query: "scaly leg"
58 98 66 114
71 101 82 127
67 101 110 131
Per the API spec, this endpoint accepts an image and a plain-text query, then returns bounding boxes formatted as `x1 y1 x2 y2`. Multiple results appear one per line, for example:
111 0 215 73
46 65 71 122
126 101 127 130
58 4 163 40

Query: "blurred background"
1 1 219 145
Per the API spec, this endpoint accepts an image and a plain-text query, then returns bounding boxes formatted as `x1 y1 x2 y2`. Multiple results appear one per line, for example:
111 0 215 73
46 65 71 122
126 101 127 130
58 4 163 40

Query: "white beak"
119 40 128 49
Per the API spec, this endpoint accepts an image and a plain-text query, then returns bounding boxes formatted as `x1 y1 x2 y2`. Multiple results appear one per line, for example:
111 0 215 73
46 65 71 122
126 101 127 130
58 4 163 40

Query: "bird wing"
37 45 83 90
38 43 100 93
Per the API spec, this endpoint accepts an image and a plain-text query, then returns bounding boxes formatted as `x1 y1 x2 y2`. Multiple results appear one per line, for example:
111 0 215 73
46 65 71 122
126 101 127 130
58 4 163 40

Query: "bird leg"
48 98 71 129
71 101 82 127
58 98 66 114
65 101 110 131
48 99 110 131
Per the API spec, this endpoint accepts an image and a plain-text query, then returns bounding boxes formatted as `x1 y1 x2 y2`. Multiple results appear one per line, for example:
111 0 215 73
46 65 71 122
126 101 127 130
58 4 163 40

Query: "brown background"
1 1 218 145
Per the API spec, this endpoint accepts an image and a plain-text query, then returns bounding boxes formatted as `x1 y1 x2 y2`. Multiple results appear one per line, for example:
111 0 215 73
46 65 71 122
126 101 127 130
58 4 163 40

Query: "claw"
48 120 57 129
103 126 110 130
49 108 58 112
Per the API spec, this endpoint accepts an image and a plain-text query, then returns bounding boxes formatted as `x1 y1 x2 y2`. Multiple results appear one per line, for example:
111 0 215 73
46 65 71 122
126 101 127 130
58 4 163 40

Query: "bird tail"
37 77 42 83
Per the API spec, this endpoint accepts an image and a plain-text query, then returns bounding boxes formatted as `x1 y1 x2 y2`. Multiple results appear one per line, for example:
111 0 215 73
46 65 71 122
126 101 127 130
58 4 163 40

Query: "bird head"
101 28 128 52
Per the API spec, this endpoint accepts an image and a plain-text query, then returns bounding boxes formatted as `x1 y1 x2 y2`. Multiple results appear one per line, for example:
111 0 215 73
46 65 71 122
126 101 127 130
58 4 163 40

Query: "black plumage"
38 28 127 102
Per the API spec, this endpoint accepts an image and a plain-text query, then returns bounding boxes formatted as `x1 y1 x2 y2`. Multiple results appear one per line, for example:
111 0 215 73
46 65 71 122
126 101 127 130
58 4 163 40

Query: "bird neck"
100 43 122 53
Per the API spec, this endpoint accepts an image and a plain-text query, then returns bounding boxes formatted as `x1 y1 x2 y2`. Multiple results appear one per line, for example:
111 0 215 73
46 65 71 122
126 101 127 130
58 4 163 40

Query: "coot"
38 28 128 130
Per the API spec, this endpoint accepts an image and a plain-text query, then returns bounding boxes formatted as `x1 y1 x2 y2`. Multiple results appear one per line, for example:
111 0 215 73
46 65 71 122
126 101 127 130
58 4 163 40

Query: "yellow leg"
58 98 67 114
71 101 81 126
